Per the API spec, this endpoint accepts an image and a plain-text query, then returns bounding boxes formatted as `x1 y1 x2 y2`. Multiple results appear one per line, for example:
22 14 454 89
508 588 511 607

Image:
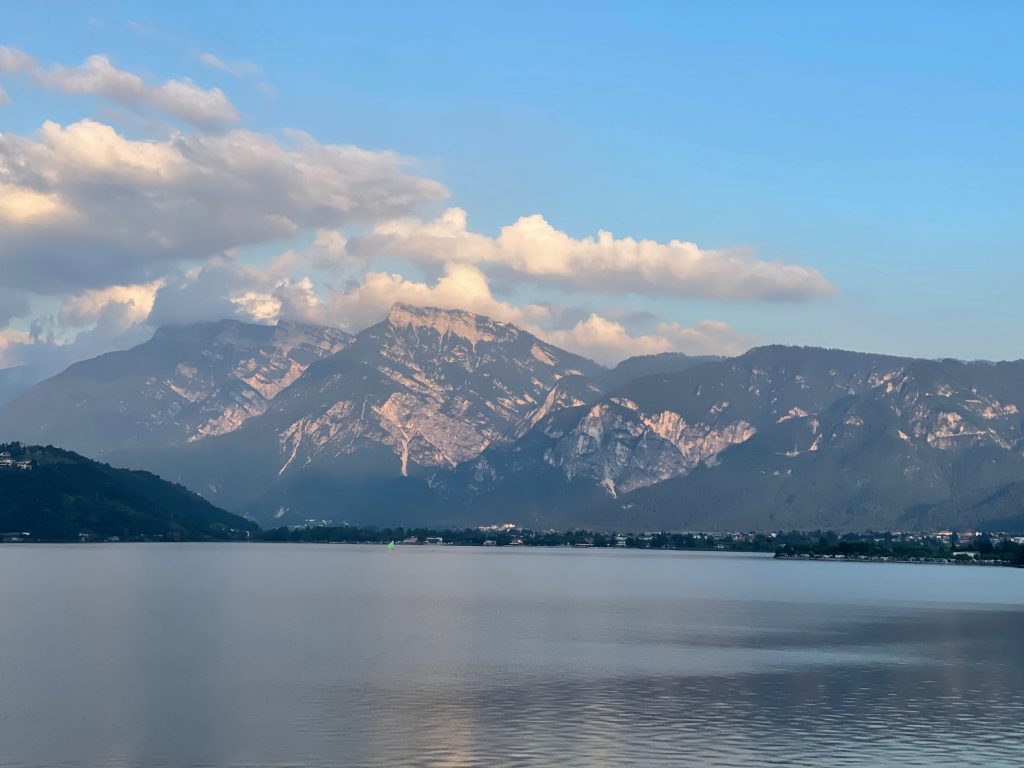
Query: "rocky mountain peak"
385 303 515 346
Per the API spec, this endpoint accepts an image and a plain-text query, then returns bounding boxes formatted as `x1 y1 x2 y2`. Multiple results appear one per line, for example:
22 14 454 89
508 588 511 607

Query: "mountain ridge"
2 304 1023 532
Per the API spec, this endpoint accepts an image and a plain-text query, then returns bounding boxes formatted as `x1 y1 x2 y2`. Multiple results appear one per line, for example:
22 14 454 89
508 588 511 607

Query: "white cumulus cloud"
0 45 828 372
326 263 550 332
352 207 836 301
58 281 164 328
544 314 755 364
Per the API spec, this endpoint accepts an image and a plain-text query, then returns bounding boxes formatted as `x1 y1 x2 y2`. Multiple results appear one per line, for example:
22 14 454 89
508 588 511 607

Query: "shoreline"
774 552 1022 568
3 538 1022 568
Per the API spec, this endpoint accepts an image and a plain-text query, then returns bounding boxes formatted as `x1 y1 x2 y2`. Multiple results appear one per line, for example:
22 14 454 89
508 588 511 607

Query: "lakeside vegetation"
775 531 1024 567
254 525 1024 565
0 443 257 542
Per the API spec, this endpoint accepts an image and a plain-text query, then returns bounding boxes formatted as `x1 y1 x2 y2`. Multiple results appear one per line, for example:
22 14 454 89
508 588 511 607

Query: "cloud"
230 276 328 325
0 281 158 369
0 119 446 293
254 81 279 101
0 85 9 106
354 207 835 301
154 255 550 335
0 287 31 326
0 46 34 74
0 328 32 366
653 318 756 355
199 52 262 78
544 314 755 364
0 45 810 371
147 260 250 328
200 256 749 364
326 263 550 332
58 281 164 328
147 255 333 329
126 20 153 36
9 247 757 370
0 45 238 128
0 308 153 370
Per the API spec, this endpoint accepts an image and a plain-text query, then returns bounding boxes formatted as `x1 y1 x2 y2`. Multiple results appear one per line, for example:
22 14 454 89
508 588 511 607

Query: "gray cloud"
0 119 447 293
148 263 248 328
0 304 152 373
0 287 30 325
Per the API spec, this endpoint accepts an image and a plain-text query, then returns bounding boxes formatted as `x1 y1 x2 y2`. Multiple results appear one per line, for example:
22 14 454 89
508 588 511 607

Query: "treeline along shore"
5 515 1023 566
254 525 1024 567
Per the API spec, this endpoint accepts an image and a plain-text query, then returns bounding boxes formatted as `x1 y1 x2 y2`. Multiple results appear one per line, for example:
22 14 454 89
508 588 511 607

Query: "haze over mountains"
2 304 1023 533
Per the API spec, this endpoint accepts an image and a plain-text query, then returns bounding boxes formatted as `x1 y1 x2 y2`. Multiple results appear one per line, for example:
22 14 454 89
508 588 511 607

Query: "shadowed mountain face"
0 320 351 458
449 346 916 504
0 443 255 541
440 351 1024 532
604 358 1024 533
3 306 1024 532
0 365 46 406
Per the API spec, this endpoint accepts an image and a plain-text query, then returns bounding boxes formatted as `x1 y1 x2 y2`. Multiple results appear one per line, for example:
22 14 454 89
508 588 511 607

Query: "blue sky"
1 1 1022 367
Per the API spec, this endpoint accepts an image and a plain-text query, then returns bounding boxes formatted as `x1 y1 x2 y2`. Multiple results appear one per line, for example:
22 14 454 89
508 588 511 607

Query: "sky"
1 1 1021 371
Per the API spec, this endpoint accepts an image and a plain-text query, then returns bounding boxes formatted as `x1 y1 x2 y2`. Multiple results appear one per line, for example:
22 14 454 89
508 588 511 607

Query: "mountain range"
2 304 1023 533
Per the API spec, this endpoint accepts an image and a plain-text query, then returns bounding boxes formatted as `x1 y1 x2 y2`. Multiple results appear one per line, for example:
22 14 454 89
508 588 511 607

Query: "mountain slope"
0 365 46 406
0 443 256 540
0 320 351 458
154 304 605 522
512 351 722 438
599 352 723 390
582 357 1024 531
450 346 913 502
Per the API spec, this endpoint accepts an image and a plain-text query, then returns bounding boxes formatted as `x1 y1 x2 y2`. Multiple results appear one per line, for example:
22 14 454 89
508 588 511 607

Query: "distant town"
3 505 1022 567
252 524 1024 567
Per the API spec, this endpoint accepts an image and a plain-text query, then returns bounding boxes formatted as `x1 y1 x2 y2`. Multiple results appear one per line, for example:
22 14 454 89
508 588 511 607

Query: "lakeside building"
0 452 32 470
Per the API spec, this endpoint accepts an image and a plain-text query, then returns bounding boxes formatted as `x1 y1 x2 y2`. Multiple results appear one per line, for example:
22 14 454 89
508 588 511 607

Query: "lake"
0 544 1021 767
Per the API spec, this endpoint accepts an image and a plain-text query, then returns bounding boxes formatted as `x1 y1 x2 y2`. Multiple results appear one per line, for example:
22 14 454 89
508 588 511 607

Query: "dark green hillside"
0 443 257 541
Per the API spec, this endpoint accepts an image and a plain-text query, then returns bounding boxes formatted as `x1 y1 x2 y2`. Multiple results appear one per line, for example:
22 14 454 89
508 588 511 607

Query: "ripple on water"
0 546 1021 768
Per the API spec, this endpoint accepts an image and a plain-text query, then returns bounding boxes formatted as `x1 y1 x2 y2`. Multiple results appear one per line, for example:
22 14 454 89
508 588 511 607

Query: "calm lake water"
0 544 1022 767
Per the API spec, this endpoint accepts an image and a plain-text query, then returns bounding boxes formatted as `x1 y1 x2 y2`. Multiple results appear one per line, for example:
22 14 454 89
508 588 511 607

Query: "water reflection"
0 545 1021 767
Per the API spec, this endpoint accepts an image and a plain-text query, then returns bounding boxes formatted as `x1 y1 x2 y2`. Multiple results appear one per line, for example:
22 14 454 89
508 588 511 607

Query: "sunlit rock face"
259 303 603 479
529 399 757 496
456 346 913 498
